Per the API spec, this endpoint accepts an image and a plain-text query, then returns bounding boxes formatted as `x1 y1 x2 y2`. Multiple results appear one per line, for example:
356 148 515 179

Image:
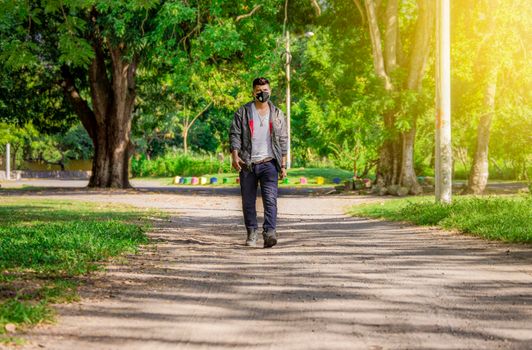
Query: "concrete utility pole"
285 30 292 169
435 0 452 203
6 143 10 180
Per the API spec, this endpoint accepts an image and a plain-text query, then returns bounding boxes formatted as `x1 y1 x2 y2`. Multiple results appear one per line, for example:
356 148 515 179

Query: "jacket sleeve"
278 109 288 156
229 107 243 153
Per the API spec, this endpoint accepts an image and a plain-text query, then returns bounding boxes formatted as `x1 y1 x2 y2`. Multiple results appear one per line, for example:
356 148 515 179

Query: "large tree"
357 0 435 194
459 0 530 193
0 0 279 187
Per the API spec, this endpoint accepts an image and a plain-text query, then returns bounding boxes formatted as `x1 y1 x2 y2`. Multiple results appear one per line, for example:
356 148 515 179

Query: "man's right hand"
231 152 244 172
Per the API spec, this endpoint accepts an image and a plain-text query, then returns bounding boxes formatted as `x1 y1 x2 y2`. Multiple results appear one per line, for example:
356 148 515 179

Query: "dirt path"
11 192 532 350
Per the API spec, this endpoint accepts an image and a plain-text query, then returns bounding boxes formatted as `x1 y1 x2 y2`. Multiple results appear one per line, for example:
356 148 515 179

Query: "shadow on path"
24 198 532 350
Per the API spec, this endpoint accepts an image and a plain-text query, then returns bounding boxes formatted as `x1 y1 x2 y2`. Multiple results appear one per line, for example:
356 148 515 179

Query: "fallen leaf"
5 323 16 333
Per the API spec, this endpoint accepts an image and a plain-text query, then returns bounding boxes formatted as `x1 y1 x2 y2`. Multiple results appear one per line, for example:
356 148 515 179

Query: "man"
229 77 288 248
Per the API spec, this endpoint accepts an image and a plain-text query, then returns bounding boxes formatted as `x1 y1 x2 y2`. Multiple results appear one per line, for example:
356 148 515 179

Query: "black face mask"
255 91 270 103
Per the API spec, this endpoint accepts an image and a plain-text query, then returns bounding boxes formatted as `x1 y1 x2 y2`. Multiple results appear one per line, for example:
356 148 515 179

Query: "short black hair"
252 77 270 88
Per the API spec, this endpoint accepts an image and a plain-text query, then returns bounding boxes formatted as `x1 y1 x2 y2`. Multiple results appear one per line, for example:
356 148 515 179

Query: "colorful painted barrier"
316 176 325 185
299 177 308 185
210 177 218 184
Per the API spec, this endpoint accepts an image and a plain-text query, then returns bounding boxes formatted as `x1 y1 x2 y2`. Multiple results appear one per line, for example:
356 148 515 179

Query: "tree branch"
189 101 213 127
364 0 392 90
384 0 399 73
60 66 96 139
236 5 262 22
127 55 139 92
310 0 321 16
88 38 111 123
406 0 435 90
352 0 366 24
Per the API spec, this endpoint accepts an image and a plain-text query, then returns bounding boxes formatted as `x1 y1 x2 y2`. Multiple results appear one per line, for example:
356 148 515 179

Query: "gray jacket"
230 100 288 171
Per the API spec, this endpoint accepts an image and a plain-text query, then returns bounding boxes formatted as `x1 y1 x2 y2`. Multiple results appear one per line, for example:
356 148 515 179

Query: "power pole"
6 143 10 181
285 30 292 169
435 0 452 203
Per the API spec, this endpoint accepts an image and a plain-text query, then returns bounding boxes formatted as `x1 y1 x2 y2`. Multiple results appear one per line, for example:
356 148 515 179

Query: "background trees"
451 0 531 193
1 0 529 191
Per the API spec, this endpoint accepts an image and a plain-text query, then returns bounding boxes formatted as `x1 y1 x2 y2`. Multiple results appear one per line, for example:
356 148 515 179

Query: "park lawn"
349 195 532 244
0 198 158 344
175 167 355 186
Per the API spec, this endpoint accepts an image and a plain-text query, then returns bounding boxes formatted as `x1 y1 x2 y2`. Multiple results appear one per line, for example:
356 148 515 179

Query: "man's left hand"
280 168 287 180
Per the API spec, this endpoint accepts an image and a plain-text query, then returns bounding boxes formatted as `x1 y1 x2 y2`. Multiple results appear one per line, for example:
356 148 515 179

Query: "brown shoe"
263 229 277 248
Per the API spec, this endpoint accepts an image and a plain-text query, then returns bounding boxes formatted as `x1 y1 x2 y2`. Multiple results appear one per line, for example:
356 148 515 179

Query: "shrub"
131 151 233 177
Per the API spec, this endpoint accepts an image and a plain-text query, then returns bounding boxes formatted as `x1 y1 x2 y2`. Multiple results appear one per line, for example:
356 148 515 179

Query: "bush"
131 151 233 177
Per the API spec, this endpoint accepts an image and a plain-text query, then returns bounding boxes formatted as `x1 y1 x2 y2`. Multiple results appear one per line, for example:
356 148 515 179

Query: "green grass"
0 300 54 329
0 198 156 339
349 195 532 244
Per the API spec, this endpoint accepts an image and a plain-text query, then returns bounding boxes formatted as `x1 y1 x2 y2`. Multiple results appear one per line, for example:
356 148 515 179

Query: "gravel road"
6 190 532 350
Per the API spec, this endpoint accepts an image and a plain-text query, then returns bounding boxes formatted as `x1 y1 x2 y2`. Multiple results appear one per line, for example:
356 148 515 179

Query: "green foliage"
29 123 93 166
131 151 232 177
193 21 244 60
451 0 531 181
0 0 529 182
0 122 93 170
289 26 383 172
350 195 532 244
0 123 37 153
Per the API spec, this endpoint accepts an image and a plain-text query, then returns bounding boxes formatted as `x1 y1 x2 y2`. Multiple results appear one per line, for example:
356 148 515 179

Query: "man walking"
230 77 288 248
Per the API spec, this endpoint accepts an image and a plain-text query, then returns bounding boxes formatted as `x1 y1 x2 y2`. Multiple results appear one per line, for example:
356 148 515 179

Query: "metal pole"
285 30 292 169
6 143 10 181
435 0 452 203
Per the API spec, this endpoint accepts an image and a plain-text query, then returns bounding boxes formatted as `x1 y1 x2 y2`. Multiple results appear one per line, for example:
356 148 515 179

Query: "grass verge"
0 198 158 343
349 195 531 244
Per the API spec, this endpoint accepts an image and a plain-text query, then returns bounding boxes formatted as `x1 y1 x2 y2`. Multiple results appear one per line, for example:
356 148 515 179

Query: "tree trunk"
59 158 66 171
399 124 422 194
361 0 433 193
181 102 211 155
183 127 189 154
365 0 397 188
398 0 434 194
466 67 498 194
11 146 18 171
61 39 137 188
376 112 400 187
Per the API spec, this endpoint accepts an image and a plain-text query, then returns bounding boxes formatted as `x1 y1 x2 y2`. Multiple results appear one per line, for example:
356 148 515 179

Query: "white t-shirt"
251 103 274 163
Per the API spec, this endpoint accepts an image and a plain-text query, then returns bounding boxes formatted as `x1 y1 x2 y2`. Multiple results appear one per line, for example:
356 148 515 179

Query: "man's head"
252 77 271 103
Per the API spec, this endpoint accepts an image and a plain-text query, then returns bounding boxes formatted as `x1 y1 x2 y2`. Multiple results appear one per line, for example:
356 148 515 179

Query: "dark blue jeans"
239 160 279 231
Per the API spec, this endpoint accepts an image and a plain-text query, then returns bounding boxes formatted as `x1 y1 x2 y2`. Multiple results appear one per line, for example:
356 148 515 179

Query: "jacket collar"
245 101 275 137
245 100 278 118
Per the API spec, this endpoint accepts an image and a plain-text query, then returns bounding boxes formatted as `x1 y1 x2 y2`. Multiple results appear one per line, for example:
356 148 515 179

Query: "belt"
252 157 273 165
